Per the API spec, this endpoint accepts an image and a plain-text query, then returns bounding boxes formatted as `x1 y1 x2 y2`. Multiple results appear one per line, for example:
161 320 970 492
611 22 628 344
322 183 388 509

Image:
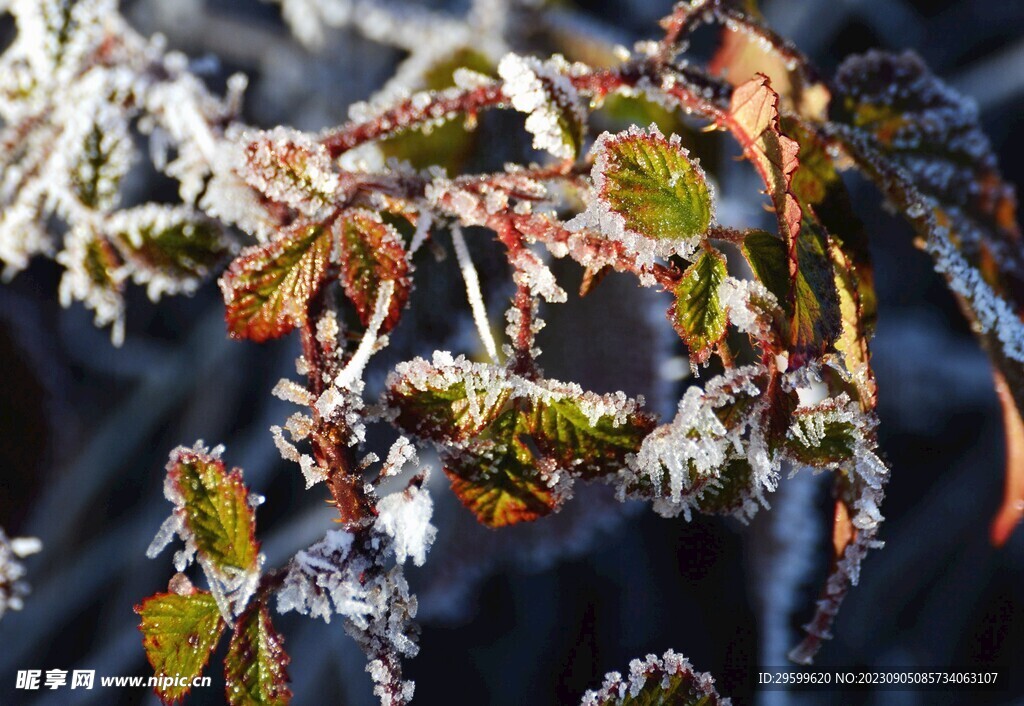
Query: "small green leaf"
113 207 230 282
169 450 259 573
671 248 728 363
524 394 655 479
595 126 713 241
136 591 225 704
741 226 840 358
220 222 332 342
225 602 292 706
336 210 410 333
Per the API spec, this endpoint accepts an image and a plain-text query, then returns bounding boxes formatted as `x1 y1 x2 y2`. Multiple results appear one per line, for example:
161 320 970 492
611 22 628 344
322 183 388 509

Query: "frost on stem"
0 528 42 621
276 512 432 706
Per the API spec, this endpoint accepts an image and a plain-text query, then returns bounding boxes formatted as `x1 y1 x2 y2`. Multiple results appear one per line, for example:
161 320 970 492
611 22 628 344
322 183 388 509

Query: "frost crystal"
0 528 41 621
374 481 438 566
498 53 584 159
581 649 728 706
621 365 772 521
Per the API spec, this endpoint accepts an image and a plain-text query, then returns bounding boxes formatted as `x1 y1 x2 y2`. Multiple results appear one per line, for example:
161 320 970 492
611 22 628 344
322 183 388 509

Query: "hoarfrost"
0 528 41 621
374 481 438 566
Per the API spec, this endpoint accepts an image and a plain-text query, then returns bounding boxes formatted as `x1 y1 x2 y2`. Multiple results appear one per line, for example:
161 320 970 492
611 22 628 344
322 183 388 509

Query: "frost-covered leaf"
524 392 656 480
387 364 513 444
136 590 225 704
225 602 292 706
336 210 410 334
69 110 132 211
832 50 1024 391
670 247 728 363
620 365 776 521
244 127 341 216
220 222 332 342
169 449 259 574
593 125 712 242
785 408 856 467
110 205 230 297
387 352 652 526
56 228 126 345
499 53 585 160
580 649 728 706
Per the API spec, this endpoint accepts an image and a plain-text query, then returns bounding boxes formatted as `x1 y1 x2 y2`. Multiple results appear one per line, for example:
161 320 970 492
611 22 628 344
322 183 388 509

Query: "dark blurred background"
1 1 1023 704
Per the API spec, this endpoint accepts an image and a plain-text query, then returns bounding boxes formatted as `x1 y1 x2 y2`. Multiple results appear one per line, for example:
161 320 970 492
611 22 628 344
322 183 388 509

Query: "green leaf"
243 128 340 215
670 248 728 363
112 207 230 282
225 602 292 706
446 412 557 528
741 229 789 305
220 222 332 342
740 225 840 359
785 410 857 467
387 355 653 526
387 359 515 443
790 220 841 358
523 394 655 480
169 449 259 573
595 126 713 241
136 591 225 704
336 209 410 333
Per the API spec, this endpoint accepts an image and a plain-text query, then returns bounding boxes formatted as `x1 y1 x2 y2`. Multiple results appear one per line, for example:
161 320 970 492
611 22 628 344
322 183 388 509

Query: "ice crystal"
0 528 41 621
498 53 584 160
374 481 438 567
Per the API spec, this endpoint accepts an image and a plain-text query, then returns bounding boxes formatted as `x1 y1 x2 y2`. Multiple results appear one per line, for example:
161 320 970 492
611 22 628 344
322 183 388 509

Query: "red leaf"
336 209 410 333
220 222 332 342
992 369 1024 546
